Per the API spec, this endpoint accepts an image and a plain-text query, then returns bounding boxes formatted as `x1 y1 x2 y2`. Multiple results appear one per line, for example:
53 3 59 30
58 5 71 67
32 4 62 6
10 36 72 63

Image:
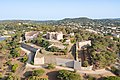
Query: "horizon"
0 0 120 20
0 17 120 21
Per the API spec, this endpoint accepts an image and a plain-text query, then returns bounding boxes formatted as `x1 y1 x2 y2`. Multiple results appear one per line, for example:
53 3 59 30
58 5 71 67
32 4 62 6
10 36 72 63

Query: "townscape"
0 18 120 80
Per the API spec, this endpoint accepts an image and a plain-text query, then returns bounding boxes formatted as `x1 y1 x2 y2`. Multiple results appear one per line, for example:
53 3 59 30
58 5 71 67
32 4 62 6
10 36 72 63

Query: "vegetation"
6 75 20 80
104 76 120 80
11 64 18 72
0 18 120 79
87 75 96 80
111 66 120 76
0 73 3 79
28 76 48 80
31 36 51 50
88 36 119 69
46 46 61 52
30 61 34 65
32 69 45 76
21 55 28 63
57 70 81 80
82 61 89 67
47 63 55 69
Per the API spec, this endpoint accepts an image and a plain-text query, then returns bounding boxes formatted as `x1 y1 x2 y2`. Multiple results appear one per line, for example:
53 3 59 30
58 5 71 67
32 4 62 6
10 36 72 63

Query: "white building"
112 33 120 38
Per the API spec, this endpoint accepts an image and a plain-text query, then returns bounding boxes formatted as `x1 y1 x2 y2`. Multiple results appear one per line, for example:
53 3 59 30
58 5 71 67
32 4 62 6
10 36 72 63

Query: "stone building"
25 31 39 41
46 32 63 40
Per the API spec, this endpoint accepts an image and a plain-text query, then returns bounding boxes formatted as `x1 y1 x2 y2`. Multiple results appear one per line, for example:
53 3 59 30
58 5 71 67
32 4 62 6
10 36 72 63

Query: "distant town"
0 17 120 80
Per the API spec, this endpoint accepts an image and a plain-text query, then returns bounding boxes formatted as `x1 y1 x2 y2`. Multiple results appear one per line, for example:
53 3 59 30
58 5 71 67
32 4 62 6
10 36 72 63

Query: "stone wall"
34 57 44 65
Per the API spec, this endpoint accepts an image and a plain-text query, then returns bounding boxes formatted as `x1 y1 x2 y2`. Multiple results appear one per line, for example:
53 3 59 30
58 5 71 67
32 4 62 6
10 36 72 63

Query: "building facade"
46 32 63 40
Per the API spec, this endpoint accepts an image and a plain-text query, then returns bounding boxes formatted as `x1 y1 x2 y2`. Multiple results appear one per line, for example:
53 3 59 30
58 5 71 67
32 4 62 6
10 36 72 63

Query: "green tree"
75 33 83 42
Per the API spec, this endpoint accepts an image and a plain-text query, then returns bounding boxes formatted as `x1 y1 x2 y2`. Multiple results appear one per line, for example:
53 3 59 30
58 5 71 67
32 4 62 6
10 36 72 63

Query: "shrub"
30 61 34 65
21 55 28 63
0 73 3 79
111 66 120 76
32 69 45 76
57 70 81 80
104 76 120 80
11 64 18 72
47 63 55 69
6 60 12 65
28 76 48 80
82 61 89 67
87 75 96 80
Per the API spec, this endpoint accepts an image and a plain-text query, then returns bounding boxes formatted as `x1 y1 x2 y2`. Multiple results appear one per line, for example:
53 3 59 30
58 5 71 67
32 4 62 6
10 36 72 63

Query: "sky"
0 0 120 20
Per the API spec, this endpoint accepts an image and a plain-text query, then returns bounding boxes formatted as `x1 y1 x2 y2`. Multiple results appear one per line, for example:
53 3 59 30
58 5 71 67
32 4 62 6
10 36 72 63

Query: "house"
25 31 39 41
112 33 120 38
86 29 98 34
69 33 74 36
46 32 63 40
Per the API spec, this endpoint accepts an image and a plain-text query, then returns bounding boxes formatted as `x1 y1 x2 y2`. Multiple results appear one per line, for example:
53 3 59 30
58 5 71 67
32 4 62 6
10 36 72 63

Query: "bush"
82 61 89 67
32 69 45 76
6 75 20 80
28 76 48 80
6 60 12 65
47 63 55 69
111 66 120 76
57 70 81 80
21 55 28 63
87 75 96 80
104 76 120 80
47 46 61 52
0 73 3 79
30 61 34 65
11 64 18 72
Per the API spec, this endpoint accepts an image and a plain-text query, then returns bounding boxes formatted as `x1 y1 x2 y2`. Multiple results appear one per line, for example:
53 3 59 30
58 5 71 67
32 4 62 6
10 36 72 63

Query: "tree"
32 69 45 76
75 33 83 42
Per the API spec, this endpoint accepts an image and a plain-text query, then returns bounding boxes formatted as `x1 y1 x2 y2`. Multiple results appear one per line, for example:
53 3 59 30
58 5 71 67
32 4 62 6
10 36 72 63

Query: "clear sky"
0 0 120 20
